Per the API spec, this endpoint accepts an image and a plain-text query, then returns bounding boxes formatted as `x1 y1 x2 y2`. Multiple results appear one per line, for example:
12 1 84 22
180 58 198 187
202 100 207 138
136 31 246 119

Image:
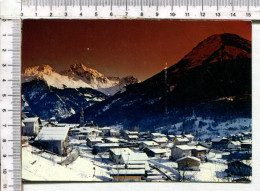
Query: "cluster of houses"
21 115 252 182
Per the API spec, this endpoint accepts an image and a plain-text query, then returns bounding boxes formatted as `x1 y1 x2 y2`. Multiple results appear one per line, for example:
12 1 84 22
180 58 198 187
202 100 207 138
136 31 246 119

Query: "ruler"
0 19 21 191
0 1 259 191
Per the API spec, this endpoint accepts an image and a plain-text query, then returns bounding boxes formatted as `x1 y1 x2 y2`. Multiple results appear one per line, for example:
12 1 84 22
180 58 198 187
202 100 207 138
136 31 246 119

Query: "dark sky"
22 20 251 81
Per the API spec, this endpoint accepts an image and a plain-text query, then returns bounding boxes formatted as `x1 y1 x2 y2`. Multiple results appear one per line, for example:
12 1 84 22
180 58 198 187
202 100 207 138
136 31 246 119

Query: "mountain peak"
24 64 54 75
181 33 251 70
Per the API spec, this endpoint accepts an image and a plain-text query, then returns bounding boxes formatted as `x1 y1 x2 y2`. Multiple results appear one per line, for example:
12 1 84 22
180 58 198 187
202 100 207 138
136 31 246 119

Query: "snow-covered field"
22 145 112 181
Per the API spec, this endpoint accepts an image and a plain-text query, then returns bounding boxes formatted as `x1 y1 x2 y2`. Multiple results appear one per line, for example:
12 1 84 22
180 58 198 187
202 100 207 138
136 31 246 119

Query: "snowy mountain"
64 33 251 130
22 64 139 95
22 79 107 120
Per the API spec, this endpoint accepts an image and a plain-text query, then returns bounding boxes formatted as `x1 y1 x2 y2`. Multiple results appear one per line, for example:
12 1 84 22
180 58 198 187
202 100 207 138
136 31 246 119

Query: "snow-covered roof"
147 148 167 154
185 134 194 138
22 117 40 123
241 139 252 144
230 141 241 146
121 152 149 162
87 137 103 142
94 143 119 147
104 137 119 142
99 127 111 130
126 131 139 135
141 141 159 146
193 145 208 151
151 133 166 137
153 137 168 143
168 135 175 138
110 169 145 176
128 135 139 139
174 145 193 150
35 127 69 141
212 137 227 142
176 156 201 162
110 148 134 156
112 164 146 169
174 137 189 142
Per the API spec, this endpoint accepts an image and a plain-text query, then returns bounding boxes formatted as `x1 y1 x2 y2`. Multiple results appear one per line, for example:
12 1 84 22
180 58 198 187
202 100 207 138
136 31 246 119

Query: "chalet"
77 127 100 139
110 129 120 137
167 135 175 141
99 127 111 136
139 132 149 139
109 148 134 164
151 133 166 139
110 166 146 182
173 137 189 145
93 143 119 153
241 140 252 151
226 161 252 176
228 141 241 150
176 156 201 171
144 148 167 158
119 152 150 172
35 127 70 155
127 135 139 142
104 137 119 143
171 145 193 160
22 117 41 136
211 137 230 150
86 137 103 148
153 137 168 148
139 141 159 150
242 132 252 139
191 145 208 161
184 134 195 142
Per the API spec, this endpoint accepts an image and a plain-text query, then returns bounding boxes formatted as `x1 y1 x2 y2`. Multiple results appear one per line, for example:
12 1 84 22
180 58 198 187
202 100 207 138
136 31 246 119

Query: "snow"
22 145 112 181
22 64 138 96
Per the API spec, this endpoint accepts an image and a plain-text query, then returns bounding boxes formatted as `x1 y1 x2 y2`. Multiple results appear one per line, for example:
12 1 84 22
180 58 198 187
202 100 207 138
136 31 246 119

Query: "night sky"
22 20 251 81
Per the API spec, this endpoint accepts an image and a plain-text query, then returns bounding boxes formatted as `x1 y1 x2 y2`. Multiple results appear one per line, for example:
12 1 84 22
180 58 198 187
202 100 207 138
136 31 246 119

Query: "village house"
110 129 120 137
171 145 193 160
144 148 167 158
184 134 195 142
242 132 252 140
77 127 100 139
117 152 150 172
104 137 119 143
173 137 190 145
241 139 252 151
211 137 230 150
35 127 70 155
127 134 139 142
109 148 134 164
151 133 166 139
153 137 168 148
191 145 208 161
22 117 41 136
93 143 119 153
167 135 176 141
86 137 103 148
176 156 201 171
99 127 111 136
110 164 146 182
228 141 241 150
139 141 159 150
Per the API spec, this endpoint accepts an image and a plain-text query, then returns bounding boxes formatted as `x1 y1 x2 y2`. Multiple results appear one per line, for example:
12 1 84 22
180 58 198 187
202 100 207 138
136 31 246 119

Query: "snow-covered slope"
22 64 139 95
22 65 91 89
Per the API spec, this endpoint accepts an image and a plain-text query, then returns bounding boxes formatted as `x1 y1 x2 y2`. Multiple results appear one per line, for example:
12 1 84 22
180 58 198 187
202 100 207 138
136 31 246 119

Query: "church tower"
80 107 84 126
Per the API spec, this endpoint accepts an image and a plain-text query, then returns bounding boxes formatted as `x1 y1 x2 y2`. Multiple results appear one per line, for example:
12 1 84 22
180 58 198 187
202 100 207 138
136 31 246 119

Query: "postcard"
21 20 252 182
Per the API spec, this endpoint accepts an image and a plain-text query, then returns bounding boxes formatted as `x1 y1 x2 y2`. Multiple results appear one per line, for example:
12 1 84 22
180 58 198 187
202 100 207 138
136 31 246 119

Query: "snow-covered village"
21 113 252 182
21 20 252 183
